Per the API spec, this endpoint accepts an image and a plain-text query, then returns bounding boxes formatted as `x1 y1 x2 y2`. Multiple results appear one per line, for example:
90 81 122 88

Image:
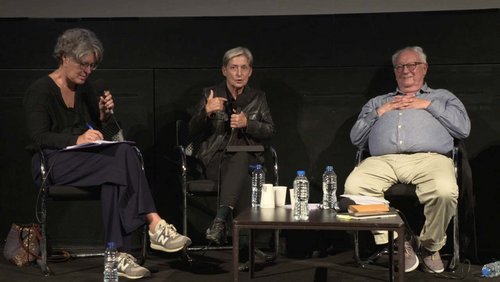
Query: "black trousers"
32 143 156 251
206 151 256 217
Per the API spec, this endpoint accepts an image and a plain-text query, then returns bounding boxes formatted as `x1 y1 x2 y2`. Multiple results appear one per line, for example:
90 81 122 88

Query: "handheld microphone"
93 80 122 141
103 92 114 115
231 97 238 112
93 79 114 114
229 98 240 133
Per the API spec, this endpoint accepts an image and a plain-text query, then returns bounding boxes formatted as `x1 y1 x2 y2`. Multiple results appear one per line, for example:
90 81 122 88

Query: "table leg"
233 225 240 282
397 227 405 282
388 231 394 282
249 229 255 278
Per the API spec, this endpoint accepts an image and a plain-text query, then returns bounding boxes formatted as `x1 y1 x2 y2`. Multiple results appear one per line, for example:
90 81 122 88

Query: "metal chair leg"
180 246 193 265
353 231 363 266
137 224 148 266
273 229 280 260
39 189 53 276
448 214 460 270
353 231 389 267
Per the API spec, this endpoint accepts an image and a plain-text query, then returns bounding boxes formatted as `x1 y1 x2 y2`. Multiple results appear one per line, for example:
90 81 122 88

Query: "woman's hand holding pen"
76 124 104 144
99 90 115 121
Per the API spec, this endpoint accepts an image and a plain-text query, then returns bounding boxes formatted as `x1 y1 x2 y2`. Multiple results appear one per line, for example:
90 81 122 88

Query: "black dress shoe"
206 219 227 245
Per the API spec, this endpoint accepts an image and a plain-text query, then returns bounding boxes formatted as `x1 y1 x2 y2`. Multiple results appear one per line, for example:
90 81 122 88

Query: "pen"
87 123 94 130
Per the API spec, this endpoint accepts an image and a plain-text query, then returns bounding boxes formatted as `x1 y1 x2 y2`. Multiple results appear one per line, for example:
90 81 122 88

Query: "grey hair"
53 28 104 64
222 46 253 67
392 46 427 65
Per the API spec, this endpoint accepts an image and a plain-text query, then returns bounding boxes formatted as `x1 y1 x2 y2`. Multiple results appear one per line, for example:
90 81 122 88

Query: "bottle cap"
326 165 333 171
106 242 116 248
255 164 262 170
297 170 305 176
482 267 491 277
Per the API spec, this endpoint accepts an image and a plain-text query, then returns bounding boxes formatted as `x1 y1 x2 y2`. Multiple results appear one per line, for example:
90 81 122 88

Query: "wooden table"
232 204 405 282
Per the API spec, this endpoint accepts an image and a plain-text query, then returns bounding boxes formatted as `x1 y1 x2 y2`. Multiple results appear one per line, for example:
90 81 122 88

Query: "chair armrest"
175 145 188 176
131 146 145 171
355 147 370 167
452 145 459 178
268 146 279 186
38 150 49 183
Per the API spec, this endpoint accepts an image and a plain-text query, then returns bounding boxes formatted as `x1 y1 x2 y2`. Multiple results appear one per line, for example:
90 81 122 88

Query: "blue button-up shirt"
350 84 471 156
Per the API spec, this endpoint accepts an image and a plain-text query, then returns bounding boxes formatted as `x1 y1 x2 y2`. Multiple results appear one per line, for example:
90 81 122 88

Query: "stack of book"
336 195 397 220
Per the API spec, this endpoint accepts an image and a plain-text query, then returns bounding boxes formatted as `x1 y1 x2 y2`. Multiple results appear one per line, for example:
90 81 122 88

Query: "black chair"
175 120 280 256
36 145 148 276
353 141 464 271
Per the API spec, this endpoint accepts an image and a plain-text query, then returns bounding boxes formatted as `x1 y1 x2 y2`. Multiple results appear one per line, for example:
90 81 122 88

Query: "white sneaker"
149 219 191 253
117 252 150 279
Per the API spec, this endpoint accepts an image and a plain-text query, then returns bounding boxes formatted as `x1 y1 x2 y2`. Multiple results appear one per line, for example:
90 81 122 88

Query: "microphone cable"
108 110 124 141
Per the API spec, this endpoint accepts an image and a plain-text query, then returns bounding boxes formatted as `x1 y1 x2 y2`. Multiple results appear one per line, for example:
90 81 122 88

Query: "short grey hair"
222 46 253 67
392 46 427 65
53 28 104 64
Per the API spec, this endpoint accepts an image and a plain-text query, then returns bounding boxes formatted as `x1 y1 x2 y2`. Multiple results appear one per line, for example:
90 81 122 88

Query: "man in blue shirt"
345 46 470 273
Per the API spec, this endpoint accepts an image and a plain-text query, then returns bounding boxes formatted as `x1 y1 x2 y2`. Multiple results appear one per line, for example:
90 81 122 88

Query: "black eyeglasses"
394 62 424 72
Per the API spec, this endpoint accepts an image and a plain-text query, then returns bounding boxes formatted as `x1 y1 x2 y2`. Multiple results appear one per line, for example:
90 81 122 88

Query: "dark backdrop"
1 9 499 259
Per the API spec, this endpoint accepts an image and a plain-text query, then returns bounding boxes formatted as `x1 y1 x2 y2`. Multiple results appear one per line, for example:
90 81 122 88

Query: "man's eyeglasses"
394 62 424 72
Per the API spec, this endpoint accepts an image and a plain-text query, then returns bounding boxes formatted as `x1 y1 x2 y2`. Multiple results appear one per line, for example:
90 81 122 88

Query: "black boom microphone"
336 197 357 212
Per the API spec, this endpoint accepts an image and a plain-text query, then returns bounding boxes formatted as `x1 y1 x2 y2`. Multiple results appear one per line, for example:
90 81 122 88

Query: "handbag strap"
17 224 41 259
16 224 71 263
47 250 72 263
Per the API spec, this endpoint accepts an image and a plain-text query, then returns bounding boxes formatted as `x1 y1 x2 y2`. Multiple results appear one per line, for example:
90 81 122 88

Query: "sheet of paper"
64 140 135 150
340 194 390 205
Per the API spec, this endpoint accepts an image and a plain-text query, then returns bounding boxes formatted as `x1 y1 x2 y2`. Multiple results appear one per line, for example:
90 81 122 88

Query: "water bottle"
293 170 309 220
321 165 337 209
103 241 119 282
251 164 265 208
482 261 500 278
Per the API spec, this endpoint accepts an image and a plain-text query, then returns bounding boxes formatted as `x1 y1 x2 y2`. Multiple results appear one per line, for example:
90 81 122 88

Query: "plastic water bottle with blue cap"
251 164 265 208
321 165 337 209
103 241 118 282
482 261 500 278
293 170 309 220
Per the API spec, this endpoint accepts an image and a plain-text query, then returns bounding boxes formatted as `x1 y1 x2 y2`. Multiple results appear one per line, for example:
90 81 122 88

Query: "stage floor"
0 246 485 282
